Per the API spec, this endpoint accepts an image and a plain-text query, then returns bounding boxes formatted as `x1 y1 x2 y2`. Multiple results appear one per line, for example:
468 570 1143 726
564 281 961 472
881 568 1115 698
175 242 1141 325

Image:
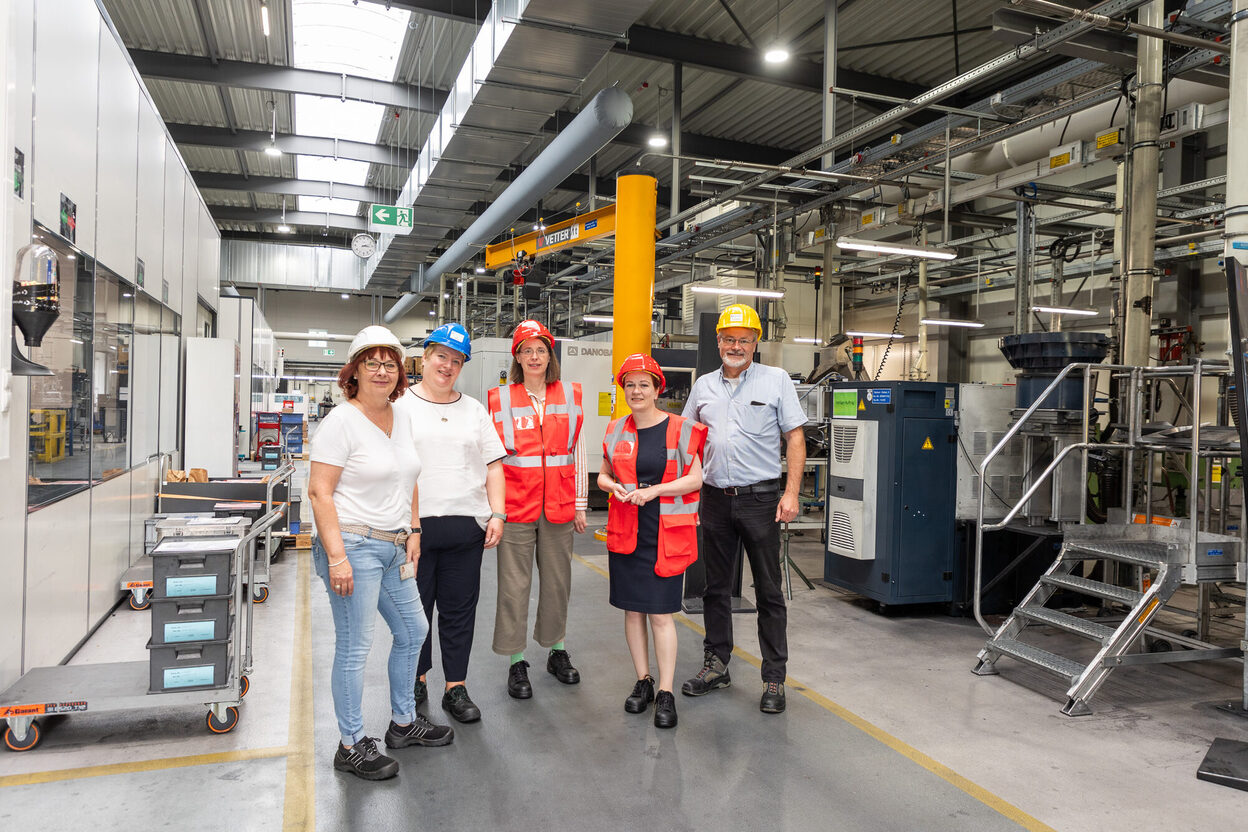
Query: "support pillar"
1121 0 1165 367
1015 200 1036 334
612 172 658 418
818 0 842 339
671 63 682 226
913 227 930 380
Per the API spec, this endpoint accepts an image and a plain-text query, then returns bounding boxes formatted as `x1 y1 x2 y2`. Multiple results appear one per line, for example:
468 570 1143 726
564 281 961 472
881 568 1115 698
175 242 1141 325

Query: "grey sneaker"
384 713 454 748
333 736 399 780
681 651 731 697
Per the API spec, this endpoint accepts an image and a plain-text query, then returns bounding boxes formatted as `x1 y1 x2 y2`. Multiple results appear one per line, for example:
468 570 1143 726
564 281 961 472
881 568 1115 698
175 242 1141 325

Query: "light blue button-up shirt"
682 361 807 488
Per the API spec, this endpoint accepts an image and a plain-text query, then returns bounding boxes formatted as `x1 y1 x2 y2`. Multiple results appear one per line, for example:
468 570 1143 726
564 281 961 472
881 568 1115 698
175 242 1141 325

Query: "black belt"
708 481 779 496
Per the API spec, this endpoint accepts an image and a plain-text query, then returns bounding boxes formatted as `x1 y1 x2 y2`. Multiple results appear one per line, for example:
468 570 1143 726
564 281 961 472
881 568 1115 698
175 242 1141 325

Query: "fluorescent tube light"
837 236 957 260
690 285 785 299
792 337 821 344
920 318 984 328
583 315 614 324
276 224 292 233
261 3 271 38
846 331 905 339
1032 305 1098 317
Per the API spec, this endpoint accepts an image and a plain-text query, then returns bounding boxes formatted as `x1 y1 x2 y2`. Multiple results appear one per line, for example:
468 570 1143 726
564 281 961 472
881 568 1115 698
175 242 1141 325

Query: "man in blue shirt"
680 304 806 714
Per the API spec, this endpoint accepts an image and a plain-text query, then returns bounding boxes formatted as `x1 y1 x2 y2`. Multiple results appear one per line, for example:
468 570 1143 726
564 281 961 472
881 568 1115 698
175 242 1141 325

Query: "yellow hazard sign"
858 400 866 411
921 436 934 450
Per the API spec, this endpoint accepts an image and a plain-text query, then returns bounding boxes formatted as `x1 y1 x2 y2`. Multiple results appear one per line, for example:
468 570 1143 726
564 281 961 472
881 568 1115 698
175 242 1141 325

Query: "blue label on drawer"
165 576 217 597
163 664 215 689
164 621 217 642
1208 548 1224 558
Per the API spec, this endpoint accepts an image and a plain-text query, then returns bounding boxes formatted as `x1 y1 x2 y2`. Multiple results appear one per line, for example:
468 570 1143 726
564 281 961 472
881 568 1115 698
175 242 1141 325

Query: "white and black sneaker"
384 712 455 748
333 736 399 780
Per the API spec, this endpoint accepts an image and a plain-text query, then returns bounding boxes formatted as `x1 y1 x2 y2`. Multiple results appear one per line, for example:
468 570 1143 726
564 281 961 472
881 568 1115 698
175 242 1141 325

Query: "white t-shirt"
395 388 506 524
310 402 421 530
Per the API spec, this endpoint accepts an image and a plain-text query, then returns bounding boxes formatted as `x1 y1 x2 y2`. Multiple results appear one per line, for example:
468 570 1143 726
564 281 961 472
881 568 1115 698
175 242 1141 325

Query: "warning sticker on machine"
921 436 934 450
598 392 612 417
832 391 859 419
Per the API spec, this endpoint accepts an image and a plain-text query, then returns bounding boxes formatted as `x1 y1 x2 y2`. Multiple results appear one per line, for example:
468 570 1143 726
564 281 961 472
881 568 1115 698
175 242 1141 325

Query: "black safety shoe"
442 685 482 723
384 713 455 748
413 678 427 708
681 651 731 696
547 649 581 684
654 690 678 729
333 736 399 780
624 676 655 714
508 660 533 699
760 681 786 714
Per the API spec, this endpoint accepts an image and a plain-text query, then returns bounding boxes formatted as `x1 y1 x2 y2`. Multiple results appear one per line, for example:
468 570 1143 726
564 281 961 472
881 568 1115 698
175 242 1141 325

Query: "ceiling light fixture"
647 133 669 148
837 236 956 260
265 100 282 156
763 0 789 63
277 195 292 233
690 285 785 299
920 317 985 329
261 2 271 38
583 315 614 324
792 337 820 344
846 330 906 340
1032 305 1098 317
340 293 349 299
474 266 486 274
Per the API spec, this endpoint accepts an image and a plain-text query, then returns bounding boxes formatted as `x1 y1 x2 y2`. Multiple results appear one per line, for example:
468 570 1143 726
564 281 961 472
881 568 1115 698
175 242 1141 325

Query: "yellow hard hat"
716 303 762 336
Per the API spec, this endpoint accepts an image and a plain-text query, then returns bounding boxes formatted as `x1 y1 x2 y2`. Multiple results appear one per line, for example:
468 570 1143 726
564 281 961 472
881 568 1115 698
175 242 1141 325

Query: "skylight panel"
292 94 387 145
298 197 361 215
296 156 371 185
292 0 410 80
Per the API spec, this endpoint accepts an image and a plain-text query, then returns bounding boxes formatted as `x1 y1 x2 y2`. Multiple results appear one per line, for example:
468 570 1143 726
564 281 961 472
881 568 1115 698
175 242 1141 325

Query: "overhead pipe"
1011 0 1231 54
384 87 633 324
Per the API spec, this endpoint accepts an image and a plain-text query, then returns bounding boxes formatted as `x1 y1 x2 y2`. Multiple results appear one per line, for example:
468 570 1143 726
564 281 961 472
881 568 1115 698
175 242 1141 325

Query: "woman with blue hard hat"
394 322 507 724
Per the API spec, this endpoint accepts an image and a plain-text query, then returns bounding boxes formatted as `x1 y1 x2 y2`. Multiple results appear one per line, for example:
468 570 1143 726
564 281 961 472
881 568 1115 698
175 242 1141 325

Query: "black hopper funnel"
11 243 60 376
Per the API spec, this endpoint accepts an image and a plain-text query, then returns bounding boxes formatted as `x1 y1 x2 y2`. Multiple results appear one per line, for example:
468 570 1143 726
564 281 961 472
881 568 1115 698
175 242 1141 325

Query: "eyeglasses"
362 360 399 373
518 348 549 357
717 336 756 348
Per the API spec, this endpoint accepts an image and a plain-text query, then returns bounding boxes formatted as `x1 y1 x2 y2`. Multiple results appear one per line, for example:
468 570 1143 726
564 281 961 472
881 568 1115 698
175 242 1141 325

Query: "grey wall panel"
87 472 132 626
23 490 91 671
131 332 160 460
182 185 200 314
129 458 160 567
198 204 219 311
94 30 139 282
135 102 166 299
0 0 36 693
161 142 185 312
32 0 99 255
159 332 180 458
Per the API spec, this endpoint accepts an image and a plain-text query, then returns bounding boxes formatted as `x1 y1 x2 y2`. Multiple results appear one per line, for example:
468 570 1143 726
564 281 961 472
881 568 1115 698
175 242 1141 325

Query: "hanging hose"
875 264 913 380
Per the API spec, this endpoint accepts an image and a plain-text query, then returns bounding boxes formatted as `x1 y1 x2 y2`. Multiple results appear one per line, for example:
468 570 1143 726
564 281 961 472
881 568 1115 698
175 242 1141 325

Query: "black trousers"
699 486 788 682
416 515 486 683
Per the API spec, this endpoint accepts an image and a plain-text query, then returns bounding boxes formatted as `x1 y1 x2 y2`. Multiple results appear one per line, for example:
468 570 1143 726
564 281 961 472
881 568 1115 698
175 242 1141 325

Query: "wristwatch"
490 511 507 521
408 527 422 535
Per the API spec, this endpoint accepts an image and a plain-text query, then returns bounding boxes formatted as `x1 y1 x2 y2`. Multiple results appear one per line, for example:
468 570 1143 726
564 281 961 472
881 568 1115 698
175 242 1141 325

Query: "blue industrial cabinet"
823 381 958 605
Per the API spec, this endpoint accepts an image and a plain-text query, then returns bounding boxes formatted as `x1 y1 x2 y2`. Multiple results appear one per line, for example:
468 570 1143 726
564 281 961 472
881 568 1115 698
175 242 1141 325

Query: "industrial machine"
823 380 958 606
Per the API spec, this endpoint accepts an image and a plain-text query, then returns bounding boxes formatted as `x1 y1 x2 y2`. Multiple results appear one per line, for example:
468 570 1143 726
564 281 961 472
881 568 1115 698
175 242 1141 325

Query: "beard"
722 354 748 369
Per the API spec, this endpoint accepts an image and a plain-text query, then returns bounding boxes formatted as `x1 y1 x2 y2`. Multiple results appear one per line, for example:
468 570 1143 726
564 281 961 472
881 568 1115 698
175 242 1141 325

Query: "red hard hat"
616 353 666 394
511 319 554 355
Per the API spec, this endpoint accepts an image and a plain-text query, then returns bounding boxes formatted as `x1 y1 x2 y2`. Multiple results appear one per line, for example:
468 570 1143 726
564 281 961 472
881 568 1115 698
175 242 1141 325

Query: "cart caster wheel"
129 590 152 611
207 707 240 734
1149 639 1172 653
1182 629 1198 639
4 721 41 752
252 586 269 604
239 675 250 699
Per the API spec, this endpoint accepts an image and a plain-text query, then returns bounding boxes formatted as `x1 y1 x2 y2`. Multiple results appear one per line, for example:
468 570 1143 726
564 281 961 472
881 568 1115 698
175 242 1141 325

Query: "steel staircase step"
1015 606 1116 642
1063 538 1180 566
1041 573 1143 606
987 637 1085 682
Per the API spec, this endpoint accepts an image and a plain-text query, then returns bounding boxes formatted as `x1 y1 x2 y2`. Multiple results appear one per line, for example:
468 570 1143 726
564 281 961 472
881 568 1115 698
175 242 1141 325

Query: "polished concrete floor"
3 508 1248 830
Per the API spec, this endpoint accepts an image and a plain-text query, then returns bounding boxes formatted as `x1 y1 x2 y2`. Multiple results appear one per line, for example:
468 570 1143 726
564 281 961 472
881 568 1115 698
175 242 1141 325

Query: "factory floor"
2 481 1247 829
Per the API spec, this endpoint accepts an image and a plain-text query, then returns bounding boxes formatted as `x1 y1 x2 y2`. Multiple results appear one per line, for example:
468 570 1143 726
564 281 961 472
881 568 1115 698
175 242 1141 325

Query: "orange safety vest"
603 414 707 577
488 381 583 524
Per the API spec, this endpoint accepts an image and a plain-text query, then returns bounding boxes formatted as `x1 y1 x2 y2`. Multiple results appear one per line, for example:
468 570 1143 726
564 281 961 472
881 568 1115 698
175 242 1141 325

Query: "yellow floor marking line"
282 548 315 832
571 552 1057 832
0 745 291 788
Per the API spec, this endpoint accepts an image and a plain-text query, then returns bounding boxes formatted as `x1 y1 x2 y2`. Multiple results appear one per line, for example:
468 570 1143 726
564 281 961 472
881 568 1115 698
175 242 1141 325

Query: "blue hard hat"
422 322 472 361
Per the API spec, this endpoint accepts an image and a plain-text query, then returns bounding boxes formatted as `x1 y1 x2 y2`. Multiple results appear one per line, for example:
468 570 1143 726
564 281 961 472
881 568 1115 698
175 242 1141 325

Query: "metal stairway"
973 528 1183 716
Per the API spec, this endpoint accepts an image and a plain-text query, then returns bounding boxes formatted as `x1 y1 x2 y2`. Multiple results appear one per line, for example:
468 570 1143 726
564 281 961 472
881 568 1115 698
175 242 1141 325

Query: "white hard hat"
348 325 404 362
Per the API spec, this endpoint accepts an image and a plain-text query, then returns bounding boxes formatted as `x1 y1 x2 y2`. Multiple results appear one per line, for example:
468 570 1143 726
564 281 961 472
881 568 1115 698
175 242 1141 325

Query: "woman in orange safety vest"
487 320 587 701
598 353 705 729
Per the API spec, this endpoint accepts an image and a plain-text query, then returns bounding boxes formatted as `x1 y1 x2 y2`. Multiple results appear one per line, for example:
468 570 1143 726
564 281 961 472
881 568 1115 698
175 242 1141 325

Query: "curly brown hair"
337 346 408 402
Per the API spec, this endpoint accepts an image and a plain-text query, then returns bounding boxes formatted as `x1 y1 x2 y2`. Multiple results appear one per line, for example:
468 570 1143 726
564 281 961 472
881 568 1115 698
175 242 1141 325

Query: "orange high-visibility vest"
488 381 583 524
603 414 707 577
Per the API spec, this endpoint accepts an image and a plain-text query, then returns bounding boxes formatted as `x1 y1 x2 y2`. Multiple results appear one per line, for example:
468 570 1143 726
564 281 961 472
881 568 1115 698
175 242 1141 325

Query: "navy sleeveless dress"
608 421 684 614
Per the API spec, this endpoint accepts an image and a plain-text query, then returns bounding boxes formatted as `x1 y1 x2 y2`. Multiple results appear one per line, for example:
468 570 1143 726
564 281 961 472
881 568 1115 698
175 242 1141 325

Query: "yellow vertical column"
612 172 658 418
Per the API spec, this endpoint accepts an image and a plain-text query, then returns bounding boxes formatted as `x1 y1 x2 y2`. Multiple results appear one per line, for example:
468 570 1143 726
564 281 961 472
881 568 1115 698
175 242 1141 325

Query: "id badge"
399 561 415 581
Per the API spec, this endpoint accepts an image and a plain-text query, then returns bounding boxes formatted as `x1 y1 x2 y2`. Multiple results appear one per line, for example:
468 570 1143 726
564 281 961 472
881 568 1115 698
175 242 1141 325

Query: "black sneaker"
333 736 399 780
624 676 655 714
413 678 428 708
384 713 454 748
507 660 533 699
441 685 482 723
681 651 731 696
760 681 786 714
654 690 678 729
547 648 581 684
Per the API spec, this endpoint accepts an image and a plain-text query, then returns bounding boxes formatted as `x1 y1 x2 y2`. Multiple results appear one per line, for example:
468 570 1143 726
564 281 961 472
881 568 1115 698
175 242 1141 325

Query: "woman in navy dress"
599 354 705 728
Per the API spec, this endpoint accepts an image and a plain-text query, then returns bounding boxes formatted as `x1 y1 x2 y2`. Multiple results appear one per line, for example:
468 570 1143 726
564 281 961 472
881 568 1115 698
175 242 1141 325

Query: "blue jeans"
313 532 427 747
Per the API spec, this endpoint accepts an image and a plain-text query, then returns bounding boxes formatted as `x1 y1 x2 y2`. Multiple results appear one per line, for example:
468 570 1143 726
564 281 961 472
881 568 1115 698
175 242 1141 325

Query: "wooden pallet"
292 532 312 549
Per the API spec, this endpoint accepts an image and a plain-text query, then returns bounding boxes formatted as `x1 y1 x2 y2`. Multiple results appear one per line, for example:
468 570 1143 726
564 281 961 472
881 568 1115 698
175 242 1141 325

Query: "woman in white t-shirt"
308 325 453 782
394 323 506 724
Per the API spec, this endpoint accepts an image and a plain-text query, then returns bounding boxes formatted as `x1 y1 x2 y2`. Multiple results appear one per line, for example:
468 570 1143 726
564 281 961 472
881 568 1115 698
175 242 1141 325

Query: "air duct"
384 86 633 324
